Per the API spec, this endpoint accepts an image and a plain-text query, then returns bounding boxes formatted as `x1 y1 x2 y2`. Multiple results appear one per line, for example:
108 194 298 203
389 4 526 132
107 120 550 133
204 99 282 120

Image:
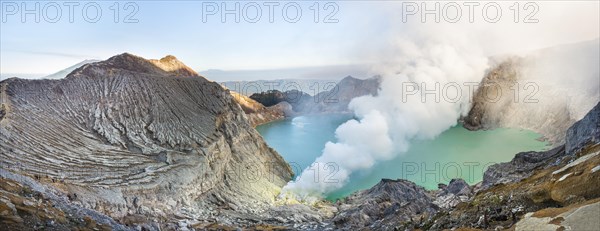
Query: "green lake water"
256 114 549 200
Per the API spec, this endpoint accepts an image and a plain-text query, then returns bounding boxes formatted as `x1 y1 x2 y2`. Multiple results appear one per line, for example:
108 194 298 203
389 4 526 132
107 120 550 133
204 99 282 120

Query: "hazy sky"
1 1 599 77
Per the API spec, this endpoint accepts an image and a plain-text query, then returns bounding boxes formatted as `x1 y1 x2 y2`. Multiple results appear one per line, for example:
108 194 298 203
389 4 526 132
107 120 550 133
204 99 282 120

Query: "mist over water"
280 30 489 199
256 114 355 176
259 115 548 200
325 125 549 200
278 2 599 200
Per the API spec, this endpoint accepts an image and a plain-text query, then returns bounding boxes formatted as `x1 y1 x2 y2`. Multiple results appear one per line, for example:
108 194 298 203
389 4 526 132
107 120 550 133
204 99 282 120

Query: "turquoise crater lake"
256 114 549 200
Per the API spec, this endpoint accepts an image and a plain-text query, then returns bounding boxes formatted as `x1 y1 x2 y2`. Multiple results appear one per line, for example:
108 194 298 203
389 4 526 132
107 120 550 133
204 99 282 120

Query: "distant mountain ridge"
200 64 370 82
249 75 382 115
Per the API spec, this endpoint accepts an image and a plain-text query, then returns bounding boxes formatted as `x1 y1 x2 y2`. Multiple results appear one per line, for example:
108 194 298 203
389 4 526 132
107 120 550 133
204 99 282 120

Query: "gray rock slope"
307 75 381 113
0 53 292 221
566 101 600 155
332 179 439 230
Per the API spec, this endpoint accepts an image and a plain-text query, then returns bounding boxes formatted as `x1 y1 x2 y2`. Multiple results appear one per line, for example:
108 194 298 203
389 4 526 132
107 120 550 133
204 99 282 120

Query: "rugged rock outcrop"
566 102 600 155
229 91 288 127
248 89 313 115
463 57 523 131
481 145 567 190
0 53 293 228
1 169 128 230
434 179 473 209
332 179 438 230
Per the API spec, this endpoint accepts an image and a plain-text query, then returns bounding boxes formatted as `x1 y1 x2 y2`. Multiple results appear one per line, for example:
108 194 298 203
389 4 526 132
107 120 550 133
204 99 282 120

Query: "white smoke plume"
282 27 489 198
281 1 599 199
481 39 600 143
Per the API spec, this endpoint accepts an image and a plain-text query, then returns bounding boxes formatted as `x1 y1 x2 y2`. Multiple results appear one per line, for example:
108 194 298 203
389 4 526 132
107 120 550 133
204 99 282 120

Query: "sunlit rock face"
229 91 289 127
0 53 292 220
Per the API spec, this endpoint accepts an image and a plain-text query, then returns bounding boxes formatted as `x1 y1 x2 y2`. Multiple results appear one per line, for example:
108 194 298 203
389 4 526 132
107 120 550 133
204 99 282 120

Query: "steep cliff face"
462 57 578 144
463 40 600 144
230 91 289 127
566 102 600 155
0 53 292 224
463 57 523 131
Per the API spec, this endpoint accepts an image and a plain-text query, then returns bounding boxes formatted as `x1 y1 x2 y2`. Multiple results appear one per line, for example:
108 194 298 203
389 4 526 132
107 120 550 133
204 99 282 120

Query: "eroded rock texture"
230 91 288 127
0 53 292 222
566 102 600 155
481 145 567 190
463 58 522 131
434 179 473 209
332 179 438 230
